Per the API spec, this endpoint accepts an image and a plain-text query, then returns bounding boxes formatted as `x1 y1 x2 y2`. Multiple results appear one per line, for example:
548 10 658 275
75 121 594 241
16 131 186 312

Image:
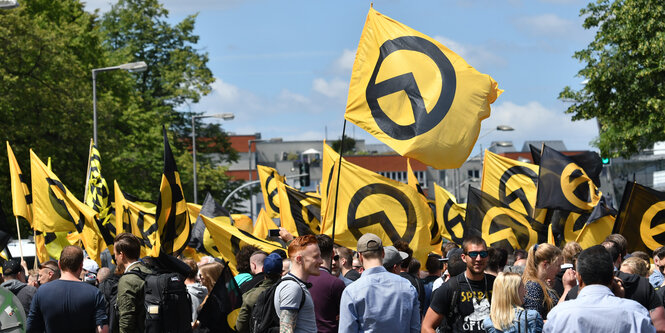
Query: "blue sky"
86 0 599 157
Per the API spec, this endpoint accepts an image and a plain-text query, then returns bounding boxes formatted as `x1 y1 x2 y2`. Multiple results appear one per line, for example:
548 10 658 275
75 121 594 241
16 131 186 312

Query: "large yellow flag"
114 181 160 257
345 8 502 169
278 181 321 237
257 165 286 219
84 140 115 258
321 158 432 263
201 215 285 275
253 208 279 240
7 142 32 225
320 143 340 223
433 184 466 244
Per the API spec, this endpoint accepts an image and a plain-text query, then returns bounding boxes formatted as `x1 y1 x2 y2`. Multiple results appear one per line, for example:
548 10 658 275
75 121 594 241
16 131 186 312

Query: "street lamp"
191 113 235 204
478 125 514 140
0 0 19 8
92 61 148 146
248 139 265 220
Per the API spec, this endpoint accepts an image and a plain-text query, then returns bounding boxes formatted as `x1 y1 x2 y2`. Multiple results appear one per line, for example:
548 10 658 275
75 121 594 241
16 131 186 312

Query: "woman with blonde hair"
484 272 543 332
198 261 224 293
522 243 576 320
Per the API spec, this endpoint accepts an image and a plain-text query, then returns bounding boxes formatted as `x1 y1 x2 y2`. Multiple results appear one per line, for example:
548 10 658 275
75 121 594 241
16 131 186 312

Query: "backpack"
440 275 462 333
98 274 120 333
249 277 306 333
128 270 192 333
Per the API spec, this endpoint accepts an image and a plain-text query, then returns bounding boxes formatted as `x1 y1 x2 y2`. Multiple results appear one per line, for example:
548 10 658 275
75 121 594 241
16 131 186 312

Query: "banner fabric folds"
7 142 32 225
257 165 286 219
615 182 665 254
433 184 466 245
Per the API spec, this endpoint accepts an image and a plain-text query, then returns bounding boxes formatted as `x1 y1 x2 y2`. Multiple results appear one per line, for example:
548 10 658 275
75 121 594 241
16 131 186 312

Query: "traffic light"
601 157 611 166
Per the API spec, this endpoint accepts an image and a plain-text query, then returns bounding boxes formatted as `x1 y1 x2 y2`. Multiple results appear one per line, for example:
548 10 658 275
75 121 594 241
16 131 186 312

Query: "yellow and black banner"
232 214 254 234
321 157 432 263
84 140 115 255
615 182 665 254
530 144 603 187
188 192 232 257
536 145 602 213
407 159 439 248
433 184 466 245
278 181 321 237
155 128 191 256
257 165 286 219
320 143 340 223
466 187 547 251
344 8 502 169
253 208 279 240
7 142 32 225
201 215 285 275
115 180 160 258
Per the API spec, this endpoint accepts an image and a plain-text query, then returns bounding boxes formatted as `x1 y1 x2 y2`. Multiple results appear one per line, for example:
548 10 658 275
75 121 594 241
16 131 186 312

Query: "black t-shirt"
566 271 662 310
430 273 495 333
400 272 426 315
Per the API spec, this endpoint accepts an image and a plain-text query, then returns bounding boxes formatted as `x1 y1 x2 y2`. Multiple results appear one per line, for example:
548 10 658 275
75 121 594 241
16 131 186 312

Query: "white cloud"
210 79 239 103
278 89 310 105
433 36 507 69
514 14 578 39
312 78 348 101
333 49 356 73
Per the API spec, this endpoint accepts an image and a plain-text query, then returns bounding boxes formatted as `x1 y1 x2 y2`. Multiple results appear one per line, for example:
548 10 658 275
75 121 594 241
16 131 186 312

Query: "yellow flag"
434 184 466 244
407 159 439 248
278 181 321 237
232 214 254 234
576 216 615 249
321 143 343 224
201 215 285 275
321 158 432 263
187 203 202 226
114 180 160 257
253 208 279 240
345 8 502 169
6 142 32 225
257 165 286 218
34 231 50 263
84 140 115 257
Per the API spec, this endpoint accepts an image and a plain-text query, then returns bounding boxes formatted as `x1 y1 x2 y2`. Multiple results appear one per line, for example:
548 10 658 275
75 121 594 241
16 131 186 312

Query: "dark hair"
577 245 614 286
40 260 61 279
426 255 443 273
514 249 528 261
235 245 260 274
336 246 354 269
408 258 421 275
487 247 508 272
604 234 627 258
183 258 198 280
462 235 487 253
447 253 466 278
653 247 665 261
631 251 651 263
393 240 413 269
602 241 621 263
441 242 459 258
316 234 334 259
59 246 84 273
114 233 141 260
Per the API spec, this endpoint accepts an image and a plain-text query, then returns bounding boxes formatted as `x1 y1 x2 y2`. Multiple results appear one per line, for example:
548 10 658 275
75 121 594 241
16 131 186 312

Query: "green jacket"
235 276 280 333
116 262 153 333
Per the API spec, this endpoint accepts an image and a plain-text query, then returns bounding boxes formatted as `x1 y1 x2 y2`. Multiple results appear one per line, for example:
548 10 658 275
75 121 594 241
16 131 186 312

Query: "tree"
559 0 665 157
331 135 357 155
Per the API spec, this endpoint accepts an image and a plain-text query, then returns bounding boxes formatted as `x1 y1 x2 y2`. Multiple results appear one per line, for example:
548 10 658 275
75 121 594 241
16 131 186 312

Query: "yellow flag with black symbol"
200 214 285 275
321 143 344 224
155 127 191 256
253 208 279 240
614 182 665 254
278 181 321 237
84 140 115 255
434 184 466 244
321 157 432 263
7 142 32 225
232 214 253 234
536 145 602 213
466 187 547 252
257 165 286 219
407 159 439 248
345 8 503 169
482 151 548 223
114 181 160 257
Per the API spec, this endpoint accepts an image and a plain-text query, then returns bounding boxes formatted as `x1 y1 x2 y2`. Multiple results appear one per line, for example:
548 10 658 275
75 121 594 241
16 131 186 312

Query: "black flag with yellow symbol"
188 192 232 258
278 181 321 237
7 142 32 225
433 184 466 244
114 180 160 258
614 182 665 254
321 157 432 263
200 215 284 275
345 8 503 169
482 151 548 223
30 150 103 263
155 127 191 256
530 145 602 187
466 187 547 251
536 145 602 213
257 165 286 219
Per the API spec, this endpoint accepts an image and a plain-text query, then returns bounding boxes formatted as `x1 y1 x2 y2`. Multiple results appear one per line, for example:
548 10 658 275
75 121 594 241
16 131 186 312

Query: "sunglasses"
333 255 340 261
466 251 489 259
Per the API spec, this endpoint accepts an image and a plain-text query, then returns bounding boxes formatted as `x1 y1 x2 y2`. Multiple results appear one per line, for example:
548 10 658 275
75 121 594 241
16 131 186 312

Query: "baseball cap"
383 246 408 267
263 253 283 275
2 259 22 276
442 248 463 262
357 233 382 253
82 258 99 274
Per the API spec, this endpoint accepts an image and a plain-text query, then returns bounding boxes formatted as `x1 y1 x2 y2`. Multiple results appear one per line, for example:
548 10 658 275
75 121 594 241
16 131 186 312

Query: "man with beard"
422 236 495 333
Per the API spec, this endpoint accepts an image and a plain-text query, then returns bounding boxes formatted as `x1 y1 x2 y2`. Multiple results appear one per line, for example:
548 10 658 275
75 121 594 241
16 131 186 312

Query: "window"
468 169 479 179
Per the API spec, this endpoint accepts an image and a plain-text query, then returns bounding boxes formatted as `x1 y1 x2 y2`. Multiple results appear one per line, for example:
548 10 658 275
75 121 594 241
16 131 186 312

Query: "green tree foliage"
560 0 665 157
331 135 357 155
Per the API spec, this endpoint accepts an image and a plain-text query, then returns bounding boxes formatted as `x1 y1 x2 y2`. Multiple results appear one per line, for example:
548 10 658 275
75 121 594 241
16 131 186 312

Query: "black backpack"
249 277 306 333
128 270 192 333
98 274 121 333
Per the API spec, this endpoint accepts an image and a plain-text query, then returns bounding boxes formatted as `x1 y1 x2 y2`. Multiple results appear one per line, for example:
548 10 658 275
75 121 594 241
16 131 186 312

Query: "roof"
345 155 428 172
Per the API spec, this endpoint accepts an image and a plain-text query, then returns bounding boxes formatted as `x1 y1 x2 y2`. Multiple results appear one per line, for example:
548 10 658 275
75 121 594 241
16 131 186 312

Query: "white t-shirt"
273 274 317 333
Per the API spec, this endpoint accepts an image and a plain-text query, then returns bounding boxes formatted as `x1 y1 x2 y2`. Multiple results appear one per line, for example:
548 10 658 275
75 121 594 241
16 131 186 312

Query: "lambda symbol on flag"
265 172 280 213
346 183 417 243
482 207 538 250
498 166 538 217
640 201 665 250
367 36 456 140
561 163 601 210
442 199 464 244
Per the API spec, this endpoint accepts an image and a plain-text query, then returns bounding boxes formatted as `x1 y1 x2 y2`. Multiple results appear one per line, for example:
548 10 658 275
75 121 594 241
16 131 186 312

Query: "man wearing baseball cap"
1 258 37 315
235 252 283 333
338 233 420 332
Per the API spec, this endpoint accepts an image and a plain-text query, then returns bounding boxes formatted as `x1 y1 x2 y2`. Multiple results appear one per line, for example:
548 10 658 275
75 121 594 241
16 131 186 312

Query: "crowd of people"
2 230 665 332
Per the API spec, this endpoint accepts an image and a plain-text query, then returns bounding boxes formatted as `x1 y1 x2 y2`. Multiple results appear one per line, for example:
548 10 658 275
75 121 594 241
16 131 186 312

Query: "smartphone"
268 229 280 237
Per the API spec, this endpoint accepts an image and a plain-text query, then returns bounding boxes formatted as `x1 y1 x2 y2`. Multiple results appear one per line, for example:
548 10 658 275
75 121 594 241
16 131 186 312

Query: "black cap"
2 258 22 276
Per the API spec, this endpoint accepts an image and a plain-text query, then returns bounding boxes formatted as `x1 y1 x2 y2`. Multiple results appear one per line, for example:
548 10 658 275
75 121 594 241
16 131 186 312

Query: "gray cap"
383 246 408 267
443 248 463 262
357 233 382 253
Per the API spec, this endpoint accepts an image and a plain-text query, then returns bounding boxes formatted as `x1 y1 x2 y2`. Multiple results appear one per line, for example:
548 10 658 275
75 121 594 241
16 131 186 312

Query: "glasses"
333 255 340 261
466 251 489 259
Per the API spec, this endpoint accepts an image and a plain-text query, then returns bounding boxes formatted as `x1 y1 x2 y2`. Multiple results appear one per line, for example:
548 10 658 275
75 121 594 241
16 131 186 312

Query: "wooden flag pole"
83 139 93 203
14 217 24 263
330 119 347 265
33 229 38 270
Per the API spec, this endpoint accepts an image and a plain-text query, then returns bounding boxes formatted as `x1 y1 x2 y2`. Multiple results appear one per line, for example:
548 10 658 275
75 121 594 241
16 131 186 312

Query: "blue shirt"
339 266 420 333
650 269 664 288
483 308 542 333
544 284 655 333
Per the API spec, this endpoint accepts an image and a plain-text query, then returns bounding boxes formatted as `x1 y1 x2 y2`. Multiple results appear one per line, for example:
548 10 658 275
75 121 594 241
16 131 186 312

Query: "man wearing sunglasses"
422 236 495 333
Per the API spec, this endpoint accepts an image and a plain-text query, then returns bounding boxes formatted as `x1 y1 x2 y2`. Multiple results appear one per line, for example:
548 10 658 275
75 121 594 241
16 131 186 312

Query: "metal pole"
330 119 347 251
92 70 98 146
248 140 253 220
192 115 198 204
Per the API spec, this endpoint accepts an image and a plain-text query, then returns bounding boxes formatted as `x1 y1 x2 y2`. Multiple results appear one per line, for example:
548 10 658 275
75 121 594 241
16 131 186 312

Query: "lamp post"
248 139 265 220
0 0 19 8
92 61 148 146
191 113 235 204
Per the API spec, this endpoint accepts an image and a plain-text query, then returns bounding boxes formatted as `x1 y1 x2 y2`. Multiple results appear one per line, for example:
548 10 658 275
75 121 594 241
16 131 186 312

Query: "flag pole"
532 142 545 220
83 139 93 203
14 217 24 263
330 119 347 266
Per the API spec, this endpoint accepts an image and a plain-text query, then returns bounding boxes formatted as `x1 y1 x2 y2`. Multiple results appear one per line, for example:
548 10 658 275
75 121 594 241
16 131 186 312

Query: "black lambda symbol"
498 166 538 217
366 36 457 140
347 183 417 243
